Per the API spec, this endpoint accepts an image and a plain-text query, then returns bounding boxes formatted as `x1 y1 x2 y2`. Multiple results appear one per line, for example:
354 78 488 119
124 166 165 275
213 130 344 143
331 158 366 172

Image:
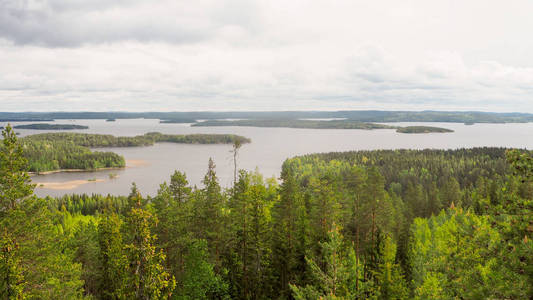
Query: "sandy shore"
29 159 148 176
30 166 124 175
35 179 105 190
126 159 149 167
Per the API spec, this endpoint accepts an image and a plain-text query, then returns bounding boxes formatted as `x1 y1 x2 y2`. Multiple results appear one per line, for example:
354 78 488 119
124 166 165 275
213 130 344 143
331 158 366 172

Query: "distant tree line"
14 124 89 130
396 126 454 133
2 110 533 123
193 119 398 130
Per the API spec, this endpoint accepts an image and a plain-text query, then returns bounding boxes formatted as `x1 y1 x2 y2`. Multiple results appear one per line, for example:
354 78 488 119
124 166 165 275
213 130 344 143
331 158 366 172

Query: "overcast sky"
1 0 532 112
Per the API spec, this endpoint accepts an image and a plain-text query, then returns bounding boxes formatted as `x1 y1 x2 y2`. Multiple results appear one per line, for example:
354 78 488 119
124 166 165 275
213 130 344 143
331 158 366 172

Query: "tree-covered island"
396 126 454 133
14 123 89 130
16 131 250 173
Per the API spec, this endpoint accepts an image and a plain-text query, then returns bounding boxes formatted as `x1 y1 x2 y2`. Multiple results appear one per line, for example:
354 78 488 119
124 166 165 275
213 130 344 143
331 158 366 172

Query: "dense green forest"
16 131 250 172
396 126 454 134
24 132 250 147
1 125 532 299
13 124 89 130
1 110 533 123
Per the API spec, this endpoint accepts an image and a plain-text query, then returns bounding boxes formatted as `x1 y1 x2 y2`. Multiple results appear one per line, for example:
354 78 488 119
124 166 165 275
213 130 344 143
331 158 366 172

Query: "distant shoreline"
29 166 125 176
29 159 148 176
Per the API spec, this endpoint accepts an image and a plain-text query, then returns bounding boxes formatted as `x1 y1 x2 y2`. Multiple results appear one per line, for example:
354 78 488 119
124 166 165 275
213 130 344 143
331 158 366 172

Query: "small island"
14 123 89 130
464 122 475 126
106 118 116 122
396 126 454 134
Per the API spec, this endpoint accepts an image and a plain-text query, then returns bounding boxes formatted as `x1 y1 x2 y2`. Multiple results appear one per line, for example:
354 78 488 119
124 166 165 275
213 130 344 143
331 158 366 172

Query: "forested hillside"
1 125 531 299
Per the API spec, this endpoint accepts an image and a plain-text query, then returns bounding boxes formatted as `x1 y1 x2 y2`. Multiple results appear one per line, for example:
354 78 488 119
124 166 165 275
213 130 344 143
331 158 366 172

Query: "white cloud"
0 0 532 112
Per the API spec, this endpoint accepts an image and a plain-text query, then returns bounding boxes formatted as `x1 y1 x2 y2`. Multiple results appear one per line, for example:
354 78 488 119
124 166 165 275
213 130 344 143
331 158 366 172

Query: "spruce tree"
124 184 176 299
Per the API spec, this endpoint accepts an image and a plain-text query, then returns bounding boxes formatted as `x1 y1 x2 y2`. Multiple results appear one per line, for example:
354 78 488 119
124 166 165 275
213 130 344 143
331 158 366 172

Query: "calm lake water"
3 119 533 197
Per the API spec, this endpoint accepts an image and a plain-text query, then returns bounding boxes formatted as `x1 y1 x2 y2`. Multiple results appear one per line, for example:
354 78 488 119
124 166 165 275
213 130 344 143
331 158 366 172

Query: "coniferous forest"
1 124 532 299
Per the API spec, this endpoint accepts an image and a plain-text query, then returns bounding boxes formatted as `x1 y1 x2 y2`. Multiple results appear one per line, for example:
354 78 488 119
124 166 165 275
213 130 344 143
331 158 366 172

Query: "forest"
13 124 89 130
1 125 532 299
17 132 250 172
395 126 454 134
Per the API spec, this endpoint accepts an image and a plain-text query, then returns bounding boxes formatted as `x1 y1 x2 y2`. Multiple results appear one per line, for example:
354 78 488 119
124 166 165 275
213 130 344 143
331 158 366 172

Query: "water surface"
3 119 532 197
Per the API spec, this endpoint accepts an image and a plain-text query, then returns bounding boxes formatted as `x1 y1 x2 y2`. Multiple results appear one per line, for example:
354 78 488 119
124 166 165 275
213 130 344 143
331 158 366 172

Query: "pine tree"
169 171 191 204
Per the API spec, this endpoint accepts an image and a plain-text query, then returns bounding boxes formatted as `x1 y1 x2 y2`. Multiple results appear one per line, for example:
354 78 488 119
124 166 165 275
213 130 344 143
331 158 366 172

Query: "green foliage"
0 233 25 300
20 138 125 172
46 193 129 215
176 239 229 299
396 126 453 134
409 208 530 299
374 235 408 299
272 166 309 298
13 123 89 130
226 170 275 299
290 225 383 300
0 125 84 299
0 124 34 211
98 212 128 299
124 185 176 299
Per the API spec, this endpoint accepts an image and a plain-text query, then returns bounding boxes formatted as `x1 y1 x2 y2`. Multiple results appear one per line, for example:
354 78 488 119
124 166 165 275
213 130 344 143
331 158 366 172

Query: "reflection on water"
2 119 532 197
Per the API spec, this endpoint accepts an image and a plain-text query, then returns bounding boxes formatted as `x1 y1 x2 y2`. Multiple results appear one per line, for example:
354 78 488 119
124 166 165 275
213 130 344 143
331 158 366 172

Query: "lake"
3 119 533 197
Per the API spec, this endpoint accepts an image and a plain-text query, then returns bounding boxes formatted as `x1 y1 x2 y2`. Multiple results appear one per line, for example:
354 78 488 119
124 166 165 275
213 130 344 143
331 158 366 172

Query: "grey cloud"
0 0 261 47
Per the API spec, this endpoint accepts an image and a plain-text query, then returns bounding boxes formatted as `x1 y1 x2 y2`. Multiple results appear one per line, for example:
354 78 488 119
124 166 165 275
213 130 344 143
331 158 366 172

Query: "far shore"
29 166 125 176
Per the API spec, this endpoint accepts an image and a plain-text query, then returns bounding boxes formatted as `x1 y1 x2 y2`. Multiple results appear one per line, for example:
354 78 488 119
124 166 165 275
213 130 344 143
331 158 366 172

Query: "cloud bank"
0 0 532 112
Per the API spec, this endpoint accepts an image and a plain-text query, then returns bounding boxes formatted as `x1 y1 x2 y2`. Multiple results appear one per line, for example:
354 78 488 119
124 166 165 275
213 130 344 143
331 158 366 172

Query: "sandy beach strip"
35 179 105 190
126 159 149 167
